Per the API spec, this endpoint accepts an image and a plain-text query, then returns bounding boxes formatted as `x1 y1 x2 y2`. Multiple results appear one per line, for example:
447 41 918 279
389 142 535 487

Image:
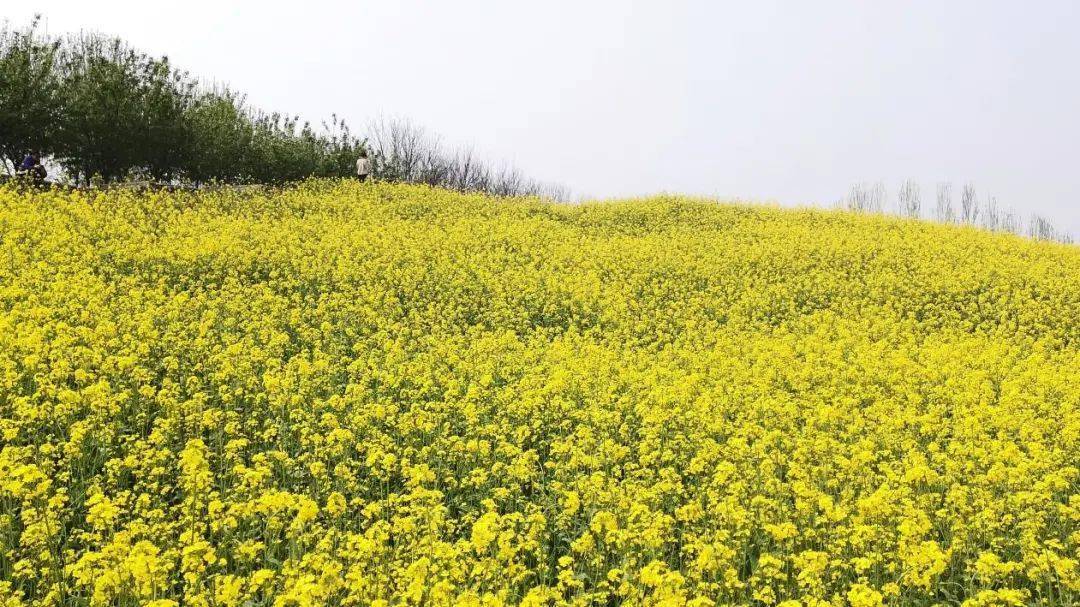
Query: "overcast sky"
5 1 1079 235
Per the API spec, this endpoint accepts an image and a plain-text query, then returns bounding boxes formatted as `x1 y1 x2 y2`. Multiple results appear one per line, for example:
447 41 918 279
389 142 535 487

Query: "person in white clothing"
356 151 371 182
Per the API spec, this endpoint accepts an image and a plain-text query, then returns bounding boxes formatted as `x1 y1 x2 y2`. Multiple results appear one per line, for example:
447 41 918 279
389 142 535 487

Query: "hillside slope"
1 181 1078 606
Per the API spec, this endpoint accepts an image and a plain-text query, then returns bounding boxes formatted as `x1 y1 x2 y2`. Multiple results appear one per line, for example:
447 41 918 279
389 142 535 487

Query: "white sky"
5 0 1080 236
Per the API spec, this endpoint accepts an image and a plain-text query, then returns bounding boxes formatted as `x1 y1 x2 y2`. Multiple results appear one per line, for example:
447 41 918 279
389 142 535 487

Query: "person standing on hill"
356 151 371 183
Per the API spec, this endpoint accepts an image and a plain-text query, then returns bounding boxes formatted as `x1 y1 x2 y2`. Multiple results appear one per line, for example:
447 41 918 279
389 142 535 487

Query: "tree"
959 183 979 225
0 17 62 172
184 88 254 183
315 114 365 179
898 179 921 218
845 182 885 213
981 195 1000 231
54 34 158 183
935 183 954 223
138 56 197 182
366 116 566 199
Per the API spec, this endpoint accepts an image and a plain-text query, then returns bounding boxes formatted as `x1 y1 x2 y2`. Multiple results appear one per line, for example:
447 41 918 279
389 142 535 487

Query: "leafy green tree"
138 57 197 182
183 88 254 183
54 34 154 183
53 34 199 184
316 114 365 178
0 17 62 172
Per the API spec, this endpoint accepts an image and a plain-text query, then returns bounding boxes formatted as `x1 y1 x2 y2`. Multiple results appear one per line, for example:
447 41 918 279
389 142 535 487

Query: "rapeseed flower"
0 181 1077 605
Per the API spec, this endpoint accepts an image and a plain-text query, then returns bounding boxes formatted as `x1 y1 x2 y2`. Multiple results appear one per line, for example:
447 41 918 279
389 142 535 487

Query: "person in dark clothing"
15 153 46 184
19 154 36 172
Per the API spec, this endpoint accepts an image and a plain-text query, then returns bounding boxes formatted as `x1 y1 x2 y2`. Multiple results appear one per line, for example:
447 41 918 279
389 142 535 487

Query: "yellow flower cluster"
0 181 1077 606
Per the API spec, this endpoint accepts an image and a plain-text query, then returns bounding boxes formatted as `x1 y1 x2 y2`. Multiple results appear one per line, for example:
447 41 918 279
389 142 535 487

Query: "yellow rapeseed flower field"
0 181 1077 607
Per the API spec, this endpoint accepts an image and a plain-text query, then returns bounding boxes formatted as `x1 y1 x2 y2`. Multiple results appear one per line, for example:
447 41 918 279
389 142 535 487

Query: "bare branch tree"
841 179 1071 243
1001 210 1020 236
960 183 979 225
898 179 921 218
845 183 867 212
870 181 886 213
1029 215 1053 241
845 181 885 213
981 195 1000 232
364 115 568 200
1028 214 1073 243
935 182 955 223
